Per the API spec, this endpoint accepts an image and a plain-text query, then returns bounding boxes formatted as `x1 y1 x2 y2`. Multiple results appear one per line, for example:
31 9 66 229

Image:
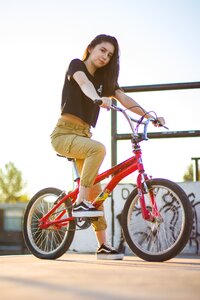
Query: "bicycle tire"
23 187 76 259
122 178 193 262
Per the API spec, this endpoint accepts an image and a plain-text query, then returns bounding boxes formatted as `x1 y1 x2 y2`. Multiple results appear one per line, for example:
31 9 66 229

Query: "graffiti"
187 192 200 254
115 185 200 255
116 186 133 253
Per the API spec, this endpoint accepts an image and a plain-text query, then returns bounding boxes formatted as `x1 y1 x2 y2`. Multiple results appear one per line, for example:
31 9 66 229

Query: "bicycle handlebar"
94 99 103 105
94 99 168 142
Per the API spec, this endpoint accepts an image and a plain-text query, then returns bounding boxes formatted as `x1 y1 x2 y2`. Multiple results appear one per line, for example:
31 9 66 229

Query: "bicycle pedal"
75 217 98 221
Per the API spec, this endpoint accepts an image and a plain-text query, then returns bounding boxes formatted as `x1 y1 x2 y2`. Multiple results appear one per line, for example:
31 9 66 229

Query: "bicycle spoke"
126 183 186 256
23 188 76 259
27 193 68 253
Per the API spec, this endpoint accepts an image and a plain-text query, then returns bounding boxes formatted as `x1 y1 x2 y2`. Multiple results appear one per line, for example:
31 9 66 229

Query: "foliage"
0 162 29 203
183 163 200 182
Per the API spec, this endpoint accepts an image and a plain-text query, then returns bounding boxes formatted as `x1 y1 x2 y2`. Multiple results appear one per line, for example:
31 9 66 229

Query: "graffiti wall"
70 182 200 255
178 182 200 254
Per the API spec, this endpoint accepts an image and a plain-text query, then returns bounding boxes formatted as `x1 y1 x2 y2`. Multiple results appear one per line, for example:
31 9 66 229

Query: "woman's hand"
100 97 112 109
152 117 166 127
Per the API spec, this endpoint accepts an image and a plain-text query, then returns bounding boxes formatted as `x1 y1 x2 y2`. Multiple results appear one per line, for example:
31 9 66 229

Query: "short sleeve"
67 59 86 78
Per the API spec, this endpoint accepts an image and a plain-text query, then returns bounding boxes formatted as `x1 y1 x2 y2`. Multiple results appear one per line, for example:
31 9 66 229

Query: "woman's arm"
73 71 112 108
73 71 100 101
114 89 153 118
114 89 165 125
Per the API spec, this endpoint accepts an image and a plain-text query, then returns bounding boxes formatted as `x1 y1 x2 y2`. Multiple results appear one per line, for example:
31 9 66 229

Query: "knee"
92 216 107 231
95 142 106 158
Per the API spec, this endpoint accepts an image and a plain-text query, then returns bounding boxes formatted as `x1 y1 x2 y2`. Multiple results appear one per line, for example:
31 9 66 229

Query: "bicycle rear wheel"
23 187 76 259
122 178 193 262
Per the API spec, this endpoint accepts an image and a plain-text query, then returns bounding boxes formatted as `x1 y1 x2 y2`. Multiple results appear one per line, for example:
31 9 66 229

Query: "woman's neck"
84 59 96 76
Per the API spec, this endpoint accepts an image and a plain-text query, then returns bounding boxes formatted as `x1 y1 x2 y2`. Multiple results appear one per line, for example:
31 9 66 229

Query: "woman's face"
88 41 115 69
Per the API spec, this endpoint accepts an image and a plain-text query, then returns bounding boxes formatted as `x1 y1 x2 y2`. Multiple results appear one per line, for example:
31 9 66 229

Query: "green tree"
183 163 200 182
0 162 29 203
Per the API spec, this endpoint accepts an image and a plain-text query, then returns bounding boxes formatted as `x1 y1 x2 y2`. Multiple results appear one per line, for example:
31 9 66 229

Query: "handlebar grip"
152 119 169 130
94 99 103 105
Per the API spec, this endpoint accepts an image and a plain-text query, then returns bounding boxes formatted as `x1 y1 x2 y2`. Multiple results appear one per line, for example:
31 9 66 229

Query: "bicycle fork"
135 147 162 223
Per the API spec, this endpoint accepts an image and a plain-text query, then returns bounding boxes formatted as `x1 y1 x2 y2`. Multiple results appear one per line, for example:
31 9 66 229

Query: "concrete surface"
0 253 200 300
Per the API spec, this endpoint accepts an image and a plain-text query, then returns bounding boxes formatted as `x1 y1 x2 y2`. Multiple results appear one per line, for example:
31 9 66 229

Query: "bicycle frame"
39 106 161 230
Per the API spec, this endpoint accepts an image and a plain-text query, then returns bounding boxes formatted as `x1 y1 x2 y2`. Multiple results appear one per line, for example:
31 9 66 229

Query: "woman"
51 34 165 260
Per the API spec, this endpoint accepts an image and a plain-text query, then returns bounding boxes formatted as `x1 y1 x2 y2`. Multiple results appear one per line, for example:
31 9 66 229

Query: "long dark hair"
82 34 120 96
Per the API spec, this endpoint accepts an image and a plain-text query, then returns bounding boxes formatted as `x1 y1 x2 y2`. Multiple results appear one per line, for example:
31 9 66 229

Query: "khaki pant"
50 117 107 231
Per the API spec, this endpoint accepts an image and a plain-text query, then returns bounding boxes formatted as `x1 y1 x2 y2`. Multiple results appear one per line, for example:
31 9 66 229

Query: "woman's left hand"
152 117 166 127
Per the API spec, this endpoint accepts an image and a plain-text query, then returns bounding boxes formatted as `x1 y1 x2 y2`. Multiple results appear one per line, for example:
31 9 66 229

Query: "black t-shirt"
61 59 104 127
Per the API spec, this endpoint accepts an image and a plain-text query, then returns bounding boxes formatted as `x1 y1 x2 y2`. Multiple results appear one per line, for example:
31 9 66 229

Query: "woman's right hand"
100 97 112 109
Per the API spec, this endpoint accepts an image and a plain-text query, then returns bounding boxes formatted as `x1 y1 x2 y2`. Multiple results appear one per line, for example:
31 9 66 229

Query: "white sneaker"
73 200 103 217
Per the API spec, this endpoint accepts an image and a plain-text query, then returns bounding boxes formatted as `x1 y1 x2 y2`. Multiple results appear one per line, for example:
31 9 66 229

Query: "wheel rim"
27 192 70 255
127 184 186 256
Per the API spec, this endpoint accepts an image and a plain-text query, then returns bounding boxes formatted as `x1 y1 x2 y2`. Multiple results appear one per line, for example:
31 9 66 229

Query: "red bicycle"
23 103 193 262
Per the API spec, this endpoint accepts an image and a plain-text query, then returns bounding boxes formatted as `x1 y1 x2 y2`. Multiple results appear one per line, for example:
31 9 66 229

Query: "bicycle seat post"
69 159 80 182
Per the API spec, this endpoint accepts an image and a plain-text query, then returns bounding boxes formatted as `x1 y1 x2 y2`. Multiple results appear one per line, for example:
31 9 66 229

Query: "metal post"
191 157 200 181
111 100 117 246
111 101 117 167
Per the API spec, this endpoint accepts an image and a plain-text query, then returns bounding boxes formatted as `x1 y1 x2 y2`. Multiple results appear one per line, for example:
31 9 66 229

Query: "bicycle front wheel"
23 187 76 259
122 178 193 262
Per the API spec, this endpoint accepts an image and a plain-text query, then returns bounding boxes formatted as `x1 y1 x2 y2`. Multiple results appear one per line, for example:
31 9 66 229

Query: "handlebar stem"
111 104 152 142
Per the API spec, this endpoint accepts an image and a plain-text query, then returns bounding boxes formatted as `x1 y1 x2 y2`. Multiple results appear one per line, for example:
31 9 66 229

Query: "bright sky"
0 0 200 195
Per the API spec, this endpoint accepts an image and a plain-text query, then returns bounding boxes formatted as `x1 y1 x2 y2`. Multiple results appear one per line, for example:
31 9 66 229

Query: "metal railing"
111 81 200 176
